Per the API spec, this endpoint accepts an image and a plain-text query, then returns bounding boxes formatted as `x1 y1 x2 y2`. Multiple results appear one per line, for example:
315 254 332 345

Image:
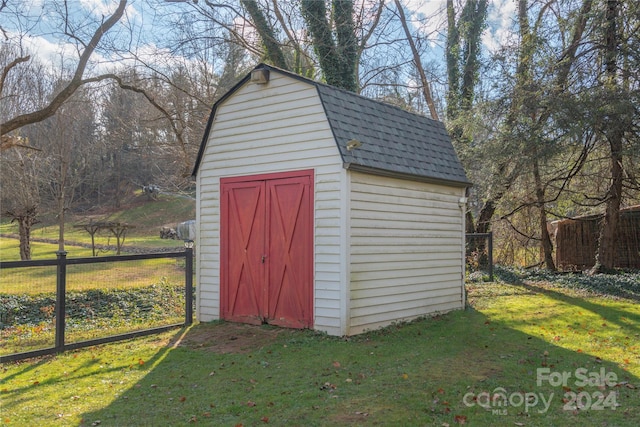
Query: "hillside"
0 192 196 257
78 192 197 236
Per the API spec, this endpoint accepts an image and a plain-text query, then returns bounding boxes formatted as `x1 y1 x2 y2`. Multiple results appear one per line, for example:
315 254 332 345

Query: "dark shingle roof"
193 64 471 187
315 84 470 186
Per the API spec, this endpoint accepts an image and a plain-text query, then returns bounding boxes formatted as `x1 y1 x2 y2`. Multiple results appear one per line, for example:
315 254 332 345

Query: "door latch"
261 255 266 263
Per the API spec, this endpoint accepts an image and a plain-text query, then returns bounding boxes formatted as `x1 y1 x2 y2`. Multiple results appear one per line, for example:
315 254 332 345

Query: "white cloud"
78 0 138 19
19 34 79 71
483 0 518 52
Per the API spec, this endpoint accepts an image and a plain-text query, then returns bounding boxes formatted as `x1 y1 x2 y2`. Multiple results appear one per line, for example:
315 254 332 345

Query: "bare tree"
0 0 127 137
1 147 42 260
393 0 439 120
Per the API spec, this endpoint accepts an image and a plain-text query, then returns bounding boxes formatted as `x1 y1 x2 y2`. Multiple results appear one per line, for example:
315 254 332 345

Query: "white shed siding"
196 73 347 335
348 172 465 334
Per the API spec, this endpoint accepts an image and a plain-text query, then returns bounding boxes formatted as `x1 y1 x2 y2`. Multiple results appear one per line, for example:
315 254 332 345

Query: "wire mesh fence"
0 249 193 362
0 264 57 355
465 233 494 281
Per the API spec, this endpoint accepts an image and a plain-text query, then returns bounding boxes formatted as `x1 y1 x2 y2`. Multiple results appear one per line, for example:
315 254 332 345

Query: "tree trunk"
591 0 623 274
301 0 358 92
533 156 556 270
592 134 623 273
394 0 439 120
240 0 288 69
13 207 38 261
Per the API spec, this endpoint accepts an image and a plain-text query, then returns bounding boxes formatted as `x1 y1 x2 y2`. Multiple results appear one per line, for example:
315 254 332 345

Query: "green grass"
0 239 96 262
1 250 185 295
1 277 639 426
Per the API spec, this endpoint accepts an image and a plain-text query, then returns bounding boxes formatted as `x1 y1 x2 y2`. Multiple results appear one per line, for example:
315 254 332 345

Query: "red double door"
220 170 313 329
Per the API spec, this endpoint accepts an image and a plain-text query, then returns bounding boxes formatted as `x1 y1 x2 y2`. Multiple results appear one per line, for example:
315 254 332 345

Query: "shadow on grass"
0 328 189 411
495 267 640 335
74 308 640 426
495 266 640 302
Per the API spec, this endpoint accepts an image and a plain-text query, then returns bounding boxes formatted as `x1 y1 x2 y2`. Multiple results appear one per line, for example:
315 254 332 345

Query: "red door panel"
220 170 313 329
220 181 265 325
267 176 313 328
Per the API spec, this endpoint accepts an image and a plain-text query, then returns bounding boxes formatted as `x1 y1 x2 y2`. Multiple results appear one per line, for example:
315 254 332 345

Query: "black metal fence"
0 248 193 362
465 232 494 281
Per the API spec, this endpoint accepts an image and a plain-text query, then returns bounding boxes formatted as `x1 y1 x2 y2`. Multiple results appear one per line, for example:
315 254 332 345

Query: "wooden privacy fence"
0 248 193 362
551 205 640 271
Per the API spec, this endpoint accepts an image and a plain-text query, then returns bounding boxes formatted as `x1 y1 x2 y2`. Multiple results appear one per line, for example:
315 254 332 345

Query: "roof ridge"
255 63 442 125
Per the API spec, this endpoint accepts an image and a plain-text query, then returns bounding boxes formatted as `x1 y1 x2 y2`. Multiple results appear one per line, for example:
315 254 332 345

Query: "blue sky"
3 0 517 73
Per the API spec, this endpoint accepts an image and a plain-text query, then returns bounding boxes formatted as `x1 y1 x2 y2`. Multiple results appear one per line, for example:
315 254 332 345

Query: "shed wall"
196 74 347 335
348 172 465 334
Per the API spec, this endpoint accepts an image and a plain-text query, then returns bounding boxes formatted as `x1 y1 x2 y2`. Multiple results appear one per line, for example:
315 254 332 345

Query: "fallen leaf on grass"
454 414 467 424
247 401 256 407
261 416 269 423
333 361 341 368
179 396 187 402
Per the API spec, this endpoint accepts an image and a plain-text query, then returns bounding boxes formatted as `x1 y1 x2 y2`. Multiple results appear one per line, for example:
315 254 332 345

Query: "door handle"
261 255 266 263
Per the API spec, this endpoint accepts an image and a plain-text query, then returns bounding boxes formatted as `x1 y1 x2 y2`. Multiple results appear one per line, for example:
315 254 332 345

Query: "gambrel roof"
193 64 471 187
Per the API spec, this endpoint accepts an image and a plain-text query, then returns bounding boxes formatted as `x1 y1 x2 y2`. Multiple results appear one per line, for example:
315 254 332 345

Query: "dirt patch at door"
175 322 287 354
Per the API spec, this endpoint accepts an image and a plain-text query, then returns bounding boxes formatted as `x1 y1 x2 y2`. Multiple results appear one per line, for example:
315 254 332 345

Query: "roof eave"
191 70 256 178
344 163 473 188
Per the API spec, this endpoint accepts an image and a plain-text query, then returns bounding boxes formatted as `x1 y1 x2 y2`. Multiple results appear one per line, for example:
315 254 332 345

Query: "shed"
192 64 472 336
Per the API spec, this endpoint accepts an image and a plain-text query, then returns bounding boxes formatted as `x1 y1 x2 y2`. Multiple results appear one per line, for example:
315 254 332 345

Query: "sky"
2 0 517 83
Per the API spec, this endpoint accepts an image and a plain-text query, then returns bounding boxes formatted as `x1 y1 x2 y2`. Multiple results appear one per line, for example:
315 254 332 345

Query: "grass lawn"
0 244 186 295
1 272 639 426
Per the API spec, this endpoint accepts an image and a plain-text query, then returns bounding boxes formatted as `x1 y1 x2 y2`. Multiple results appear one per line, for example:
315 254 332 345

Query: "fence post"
488 232 494 282
184 242 193 326
55 251 68 352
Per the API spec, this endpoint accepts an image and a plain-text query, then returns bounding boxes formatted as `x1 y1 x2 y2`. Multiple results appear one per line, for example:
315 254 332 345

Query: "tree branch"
0 55 31 99
0 0 127 136
394 0 438 120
